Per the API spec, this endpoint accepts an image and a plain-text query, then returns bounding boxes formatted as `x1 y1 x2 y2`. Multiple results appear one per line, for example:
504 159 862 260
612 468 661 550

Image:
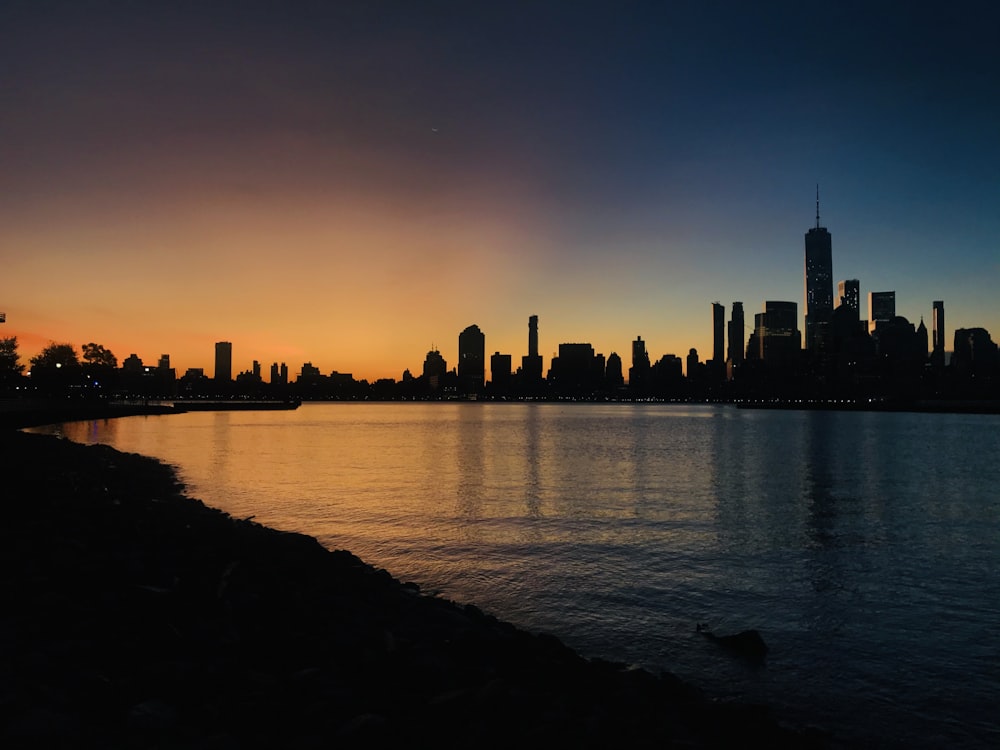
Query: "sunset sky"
2 1 998 381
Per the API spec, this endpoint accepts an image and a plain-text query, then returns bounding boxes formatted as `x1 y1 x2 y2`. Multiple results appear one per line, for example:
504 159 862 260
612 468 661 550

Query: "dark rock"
697 624 769 662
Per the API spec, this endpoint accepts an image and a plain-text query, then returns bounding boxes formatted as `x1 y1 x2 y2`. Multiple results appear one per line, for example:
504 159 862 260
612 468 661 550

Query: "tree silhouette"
0 336 26 384
82 342 118 368
30 343 80 370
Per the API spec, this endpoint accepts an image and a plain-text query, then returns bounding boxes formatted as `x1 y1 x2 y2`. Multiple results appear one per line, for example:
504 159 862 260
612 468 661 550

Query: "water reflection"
26 403 1000 750
455 405 485 524
522 403 542 519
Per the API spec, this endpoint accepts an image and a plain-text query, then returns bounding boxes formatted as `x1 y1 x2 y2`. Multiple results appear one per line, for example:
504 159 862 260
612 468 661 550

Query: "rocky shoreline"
1 426 830 748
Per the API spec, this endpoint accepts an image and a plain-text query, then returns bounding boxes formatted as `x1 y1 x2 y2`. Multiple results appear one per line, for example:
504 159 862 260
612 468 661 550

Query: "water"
34 403 1000 748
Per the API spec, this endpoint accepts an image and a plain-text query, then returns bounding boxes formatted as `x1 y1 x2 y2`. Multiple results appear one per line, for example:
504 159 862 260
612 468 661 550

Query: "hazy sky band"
2 1 997 378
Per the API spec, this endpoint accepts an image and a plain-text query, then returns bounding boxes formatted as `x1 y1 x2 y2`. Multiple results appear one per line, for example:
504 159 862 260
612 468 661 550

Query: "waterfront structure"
215 341 232 382
458 324 485 395
932 300 946 368
804 189 834 353
521 315 544 389
868 291 896 333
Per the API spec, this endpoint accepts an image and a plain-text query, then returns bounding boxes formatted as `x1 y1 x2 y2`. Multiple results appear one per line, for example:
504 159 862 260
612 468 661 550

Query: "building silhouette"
521 315 544 389
490 351 512 392
686 348 703 381
711 302 725 371
749 301 800 368
932 300 946 368
215 341 232 382
422 348 447 391
727 301 745 368
549 343 602 395
837 279 860 319
605 352 624 390
952 328 997 375
458 324 485 395
629 335 651 392
804 189 834 353
868 291 896 333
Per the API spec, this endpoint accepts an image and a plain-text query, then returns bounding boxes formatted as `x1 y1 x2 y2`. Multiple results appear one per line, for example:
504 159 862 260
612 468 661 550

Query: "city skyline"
2 2 998 380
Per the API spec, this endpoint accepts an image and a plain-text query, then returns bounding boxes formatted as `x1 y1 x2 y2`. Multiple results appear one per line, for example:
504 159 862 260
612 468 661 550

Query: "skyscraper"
490 351 512 390
629 336 651 392
521 314 543 387
752 301 800 367
458 324 485 395
868 291 896 333
837 279 860 319
711 302 725 364
804 188 834 352
214 341 232 382
932 300 946 367
605 352 624 389
727 301 745 366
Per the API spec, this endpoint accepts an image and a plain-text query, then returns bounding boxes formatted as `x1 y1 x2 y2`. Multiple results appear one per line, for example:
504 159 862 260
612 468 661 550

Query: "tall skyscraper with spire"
804 186 834 353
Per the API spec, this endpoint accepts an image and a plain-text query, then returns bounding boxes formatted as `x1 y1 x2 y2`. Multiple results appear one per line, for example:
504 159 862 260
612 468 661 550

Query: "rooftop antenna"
815 184 821 229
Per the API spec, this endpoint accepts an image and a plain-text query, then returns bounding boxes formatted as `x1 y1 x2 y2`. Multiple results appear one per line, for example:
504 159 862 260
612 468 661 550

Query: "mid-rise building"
605 352 624 389
550 342 601 394
458 324 485 395
868 291 896 333
837 279 860 319
215 341 232 382
490 352 512 391
750 301 801 367
421 349 447 391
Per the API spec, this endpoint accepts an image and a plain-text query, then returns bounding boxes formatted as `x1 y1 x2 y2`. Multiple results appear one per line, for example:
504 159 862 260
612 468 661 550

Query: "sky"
2 0 998 381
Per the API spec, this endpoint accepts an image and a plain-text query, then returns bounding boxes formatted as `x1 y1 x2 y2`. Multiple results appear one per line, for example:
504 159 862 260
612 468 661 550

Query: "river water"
34 403 1000 748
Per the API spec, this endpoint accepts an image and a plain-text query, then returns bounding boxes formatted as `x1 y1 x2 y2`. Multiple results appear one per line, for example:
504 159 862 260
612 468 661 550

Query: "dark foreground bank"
0 429 830 749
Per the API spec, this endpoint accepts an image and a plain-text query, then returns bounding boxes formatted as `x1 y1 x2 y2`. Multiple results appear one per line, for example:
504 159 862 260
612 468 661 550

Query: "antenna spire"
815 184 821 229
